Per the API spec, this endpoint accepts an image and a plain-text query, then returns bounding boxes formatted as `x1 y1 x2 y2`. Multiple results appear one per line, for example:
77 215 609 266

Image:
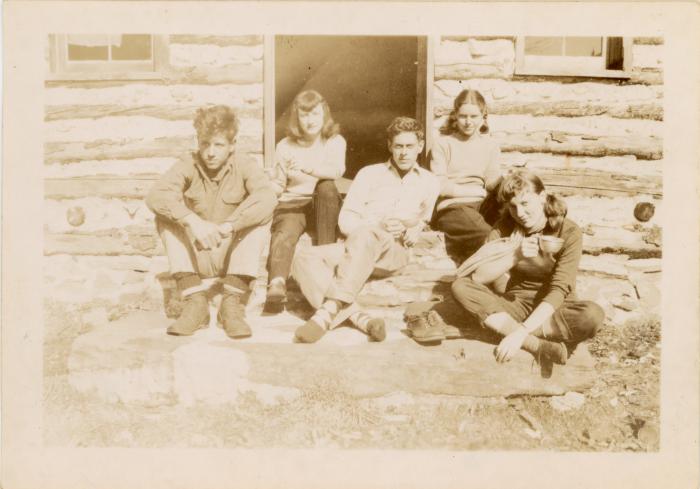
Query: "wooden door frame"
263 35 435 170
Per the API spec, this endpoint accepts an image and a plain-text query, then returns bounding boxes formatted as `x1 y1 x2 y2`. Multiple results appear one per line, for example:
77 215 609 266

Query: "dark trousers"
451 276 604 350
433 201 493 262
268 180 341 281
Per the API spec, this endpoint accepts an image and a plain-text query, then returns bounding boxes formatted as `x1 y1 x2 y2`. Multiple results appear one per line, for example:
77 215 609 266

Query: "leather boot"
218 292 252 339
167 292 209 336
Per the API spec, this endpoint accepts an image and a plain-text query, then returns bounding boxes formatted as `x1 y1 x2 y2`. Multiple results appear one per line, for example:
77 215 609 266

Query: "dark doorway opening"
275 36 427 178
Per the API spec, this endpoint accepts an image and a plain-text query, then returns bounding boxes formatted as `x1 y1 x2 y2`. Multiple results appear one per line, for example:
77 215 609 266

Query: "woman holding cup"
448 170 604 377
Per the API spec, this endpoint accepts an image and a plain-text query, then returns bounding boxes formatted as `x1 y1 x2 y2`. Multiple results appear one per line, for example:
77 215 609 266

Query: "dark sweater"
487 216 583 309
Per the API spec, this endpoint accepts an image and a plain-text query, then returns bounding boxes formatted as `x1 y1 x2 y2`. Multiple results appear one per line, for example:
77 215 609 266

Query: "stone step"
67 309 597 407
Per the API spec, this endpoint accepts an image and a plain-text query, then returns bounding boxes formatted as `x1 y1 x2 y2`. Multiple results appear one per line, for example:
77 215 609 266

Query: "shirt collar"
384 159 421 178
193 152 234 183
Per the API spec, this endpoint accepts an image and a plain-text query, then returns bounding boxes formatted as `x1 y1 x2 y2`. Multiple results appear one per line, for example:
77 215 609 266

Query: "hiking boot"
218 293 252 339
405 312 445 345
167 292 209 336
263 279 286 314
537 340 568 379
427 310 463 340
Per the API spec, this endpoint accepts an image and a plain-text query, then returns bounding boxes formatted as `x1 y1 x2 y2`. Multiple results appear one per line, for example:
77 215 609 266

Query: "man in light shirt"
291 117 440 343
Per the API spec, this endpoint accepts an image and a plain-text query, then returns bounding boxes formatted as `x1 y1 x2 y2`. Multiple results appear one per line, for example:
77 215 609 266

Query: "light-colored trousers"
291 225 409 309
156 217 269 279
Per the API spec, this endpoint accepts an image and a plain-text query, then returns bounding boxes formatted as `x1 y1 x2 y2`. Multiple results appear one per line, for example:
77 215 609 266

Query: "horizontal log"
494 132 662 160
527 167 661 197
168 35 263 47
45 177 160 201
45 136 262 164
45 115 261 144
436 100 661 120
499 153 662 179
45 83 263 107
441 36 516 42
169 43 264 67
435 63 512 80
162 62 263 85
629 69 663 85
45 103 262 122
633 37 663 45
434 79 662 119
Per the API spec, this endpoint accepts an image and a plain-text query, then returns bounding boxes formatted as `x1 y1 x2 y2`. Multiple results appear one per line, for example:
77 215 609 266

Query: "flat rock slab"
67 308 596 405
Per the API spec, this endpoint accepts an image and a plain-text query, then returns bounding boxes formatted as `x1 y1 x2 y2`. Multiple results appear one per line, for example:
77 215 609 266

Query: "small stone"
610 397 619 407
549 391 585 411
66 206 86 227
633 202 655 222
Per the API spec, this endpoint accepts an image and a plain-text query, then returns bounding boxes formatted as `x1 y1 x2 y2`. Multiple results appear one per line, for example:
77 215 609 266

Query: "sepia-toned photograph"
3 2 699 488
42 32 663 450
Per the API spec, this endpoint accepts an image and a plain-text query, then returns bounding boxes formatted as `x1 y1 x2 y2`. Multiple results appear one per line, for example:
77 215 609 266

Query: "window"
49 34 168 80
515 36 631 78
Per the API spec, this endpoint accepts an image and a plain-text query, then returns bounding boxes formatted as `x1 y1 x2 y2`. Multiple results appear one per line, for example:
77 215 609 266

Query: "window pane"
565 37 602 57
111 35 152 61
66 35 110 61
524 37 564 56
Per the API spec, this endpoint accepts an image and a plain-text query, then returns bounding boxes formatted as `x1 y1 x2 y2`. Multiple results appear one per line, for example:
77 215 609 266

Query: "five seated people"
146 96 603 376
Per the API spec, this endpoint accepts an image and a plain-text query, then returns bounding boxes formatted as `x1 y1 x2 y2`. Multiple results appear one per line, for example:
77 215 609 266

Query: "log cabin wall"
432 36 663 257
43 35 662 306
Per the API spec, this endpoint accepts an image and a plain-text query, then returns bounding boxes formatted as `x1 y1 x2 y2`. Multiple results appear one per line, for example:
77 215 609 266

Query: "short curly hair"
386 116 424 143
193 105 239 142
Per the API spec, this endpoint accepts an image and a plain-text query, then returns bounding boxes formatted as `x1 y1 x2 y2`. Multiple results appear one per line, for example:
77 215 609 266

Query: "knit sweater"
271 134 346 203
430 132 501 211
487 217 583 310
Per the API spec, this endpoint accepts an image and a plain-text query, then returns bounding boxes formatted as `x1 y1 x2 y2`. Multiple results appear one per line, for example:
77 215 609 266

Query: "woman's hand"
401 225 423 247
518 236 540 259
494 327 528 363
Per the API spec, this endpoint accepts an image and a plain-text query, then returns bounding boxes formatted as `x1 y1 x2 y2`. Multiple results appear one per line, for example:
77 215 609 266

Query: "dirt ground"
43 296 660 451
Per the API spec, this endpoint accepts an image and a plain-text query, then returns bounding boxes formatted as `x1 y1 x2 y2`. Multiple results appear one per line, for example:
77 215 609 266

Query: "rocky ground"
43 233 661 451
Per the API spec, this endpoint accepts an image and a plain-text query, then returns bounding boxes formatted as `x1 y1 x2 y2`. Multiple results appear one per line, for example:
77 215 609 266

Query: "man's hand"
183 214 222 250
494 327 528 363
402 225 423 247
382 217 405 238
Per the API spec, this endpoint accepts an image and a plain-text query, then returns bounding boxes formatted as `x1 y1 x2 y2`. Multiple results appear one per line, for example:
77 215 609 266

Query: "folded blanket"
456 235 521 279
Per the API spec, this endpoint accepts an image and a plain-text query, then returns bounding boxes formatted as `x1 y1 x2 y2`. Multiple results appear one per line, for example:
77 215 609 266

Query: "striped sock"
349 311 371 333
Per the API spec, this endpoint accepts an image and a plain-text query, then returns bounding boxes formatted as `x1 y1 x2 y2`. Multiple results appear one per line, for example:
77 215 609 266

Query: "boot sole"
166 319 209 336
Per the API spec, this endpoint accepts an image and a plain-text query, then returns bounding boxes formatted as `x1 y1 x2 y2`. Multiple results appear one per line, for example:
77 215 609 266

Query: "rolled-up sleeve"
226 160 278 231
542 224 583 309
145 160 194 222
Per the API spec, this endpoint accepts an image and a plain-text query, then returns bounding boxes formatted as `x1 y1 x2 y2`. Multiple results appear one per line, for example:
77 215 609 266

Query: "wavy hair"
440 89 489 136
286 90 340 142
193 105 239 142
386 116 425 143
497 170 567 234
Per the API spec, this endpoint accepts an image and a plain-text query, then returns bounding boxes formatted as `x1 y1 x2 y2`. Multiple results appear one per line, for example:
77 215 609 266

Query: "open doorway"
275 36 428 178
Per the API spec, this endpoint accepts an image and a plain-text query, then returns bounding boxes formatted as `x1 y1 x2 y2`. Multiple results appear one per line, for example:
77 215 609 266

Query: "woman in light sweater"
264 90 347 313
430 89 502 263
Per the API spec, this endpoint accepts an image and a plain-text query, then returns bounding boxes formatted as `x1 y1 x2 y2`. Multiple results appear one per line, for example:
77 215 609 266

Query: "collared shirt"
146 153 277 231
338 160 440 236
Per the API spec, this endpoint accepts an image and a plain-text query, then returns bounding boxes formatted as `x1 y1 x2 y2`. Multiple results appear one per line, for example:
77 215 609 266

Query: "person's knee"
577 301 605 339
314 180 340 201
451 278 483 313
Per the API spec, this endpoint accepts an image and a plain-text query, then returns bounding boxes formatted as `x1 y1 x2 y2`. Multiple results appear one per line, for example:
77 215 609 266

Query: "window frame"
48 34 169 81
514 36 633 78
